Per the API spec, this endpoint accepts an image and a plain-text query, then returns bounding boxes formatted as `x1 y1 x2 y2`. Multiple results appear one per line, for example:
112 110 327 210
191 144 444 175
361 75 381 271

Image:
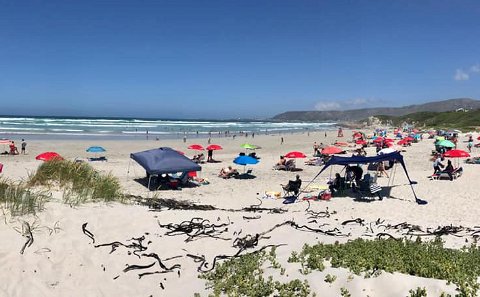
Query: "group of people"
191 150 215 163
218 166 239 179
3 139 27 155
432 154 455 181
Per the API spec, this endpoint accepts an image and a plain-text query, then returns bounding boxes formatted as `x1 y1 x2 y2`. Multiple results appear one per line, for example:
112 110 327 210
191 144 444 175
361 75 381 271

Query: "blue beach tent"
130 147 201 190
312 151 426 205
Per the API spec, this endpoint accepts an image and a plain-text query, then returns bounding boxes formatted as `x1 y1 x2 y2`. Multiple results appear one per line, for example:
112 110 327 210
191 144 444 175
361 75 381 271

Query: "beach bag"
318 191 332 201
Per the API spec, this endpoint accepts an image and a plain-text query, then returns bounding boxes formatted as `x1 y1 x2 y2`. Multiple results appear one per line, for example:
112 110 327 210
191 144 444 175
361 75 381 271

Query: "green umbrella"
240 143 258 150
436 140 455 148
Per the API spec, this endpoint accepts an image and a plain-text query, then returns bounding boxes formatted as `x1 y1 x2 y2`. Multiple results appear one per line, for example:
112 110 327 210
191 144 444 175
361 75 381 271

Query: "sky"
0 0 479 119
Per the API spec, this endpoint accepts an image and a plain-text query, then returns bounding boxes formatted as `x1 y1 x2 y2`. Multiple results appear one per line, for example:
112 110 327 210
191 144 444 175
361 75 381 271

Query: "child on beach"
21 139 27 154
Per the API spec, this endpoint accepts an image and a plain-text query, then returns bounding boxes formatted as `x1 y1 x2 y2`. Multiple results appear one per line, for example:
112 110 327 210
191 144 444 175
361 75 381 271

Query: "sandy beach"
1 130 479 296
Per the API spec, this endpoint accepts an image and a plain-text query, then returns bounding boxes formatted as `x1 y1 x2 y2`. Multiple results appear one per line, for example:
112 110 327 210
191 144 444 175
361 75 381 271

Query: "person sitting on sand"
9 142 19 155
273 155 287 170
192 153 205 163
444 160 454 181
328 173 342 195
346 165 363 191
433 155 444 175
218 166 239 178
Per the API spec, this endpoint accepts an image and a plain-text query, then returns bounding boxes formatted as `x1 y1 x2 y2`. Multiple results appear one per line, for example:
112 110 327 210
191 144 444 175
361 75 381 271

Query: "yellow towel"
265 191 281 198
307 185 328 191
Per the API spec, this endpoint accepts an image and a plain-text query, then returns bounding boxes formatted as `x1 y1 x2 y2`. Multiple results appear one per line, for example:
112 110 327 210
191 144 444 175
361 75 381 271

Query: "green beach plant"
200 249 312 297
28 159 125 206
288 237 480 296
0 177 50 216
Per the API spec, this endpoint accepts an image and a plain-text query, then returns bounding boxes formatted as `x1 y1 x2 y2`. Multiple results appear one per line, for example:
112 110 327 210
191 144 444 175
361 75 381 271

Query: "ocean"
0 116 337 140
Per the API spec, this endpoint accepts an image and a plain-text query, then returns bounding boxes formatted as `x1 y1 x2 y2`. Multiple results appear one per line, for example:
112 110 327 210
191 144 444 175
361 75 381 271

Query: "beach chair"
431 167 463 180
285 159 296 171
356 174 383 201
192 154 205 164
281 179 302 197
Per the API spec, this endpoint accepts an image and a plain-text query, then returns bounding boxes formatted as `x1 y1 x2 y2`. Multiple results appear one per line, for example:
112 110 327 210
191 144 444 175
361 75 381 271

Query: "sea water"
0 116 336 140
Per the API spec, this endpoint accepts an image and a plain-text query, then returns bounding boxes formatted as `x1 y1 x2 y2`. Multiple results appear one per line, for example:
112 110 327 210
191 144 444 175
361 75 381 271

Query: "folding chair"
281 179 302 197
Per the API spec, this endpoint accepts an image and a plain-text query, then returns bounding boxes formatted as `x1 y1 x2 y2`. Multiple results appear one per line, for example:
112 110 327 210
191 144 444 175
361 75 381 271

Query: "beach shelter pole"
127 159 131 180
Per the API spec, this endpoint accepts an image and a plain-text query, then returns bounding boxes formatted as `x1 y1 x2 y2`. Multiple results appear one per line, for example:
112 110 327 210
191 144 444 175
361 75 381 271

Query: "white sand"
0 130 478 296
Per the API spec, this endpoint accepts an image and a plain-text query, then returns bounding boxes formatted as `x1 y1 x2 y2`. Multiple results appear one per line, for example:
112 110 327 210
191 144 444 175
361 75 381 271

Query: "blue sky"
0 0 479 119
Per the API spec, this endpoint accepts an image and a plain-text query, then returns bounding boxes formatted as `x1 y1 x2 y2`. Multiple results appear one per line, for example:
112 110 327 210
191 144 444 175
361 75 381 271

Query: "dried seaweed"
158 218 231 242
341 218 365 226
133 196 287 214
19 221 34 255
82 223 95 244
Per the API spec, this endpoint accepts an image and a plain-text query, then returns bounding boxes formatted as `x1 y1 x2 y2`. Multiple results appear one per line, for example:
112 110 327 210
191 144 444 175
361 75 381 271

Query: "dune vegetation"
374 109 480 132
0 159 125 217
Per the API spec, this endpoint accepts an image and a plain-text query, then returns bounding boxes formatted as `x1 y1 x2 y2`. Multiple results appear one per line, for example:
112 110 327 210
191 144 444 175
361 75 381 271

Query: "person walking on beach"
21 139 27 154
281 137 284 145
468 138 473 153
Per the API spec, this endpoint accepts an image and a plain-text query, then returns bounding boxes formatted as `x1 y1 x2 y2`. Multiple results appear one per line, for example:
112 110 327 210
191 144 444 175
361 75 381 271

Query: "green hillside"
373 109 480 131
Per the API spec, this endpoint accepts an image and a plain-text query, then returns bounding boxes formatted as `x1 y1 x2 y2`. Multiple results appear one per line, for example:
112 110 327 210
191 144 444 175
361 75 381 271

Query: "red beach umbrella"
397 139 409 145
284 151 307 158
206 144 223 151
477 136 480 141
373 137 384 143
35 152 63 162
321 146 344 155
188 144 204 151
443 149 470 158
404 137 414 142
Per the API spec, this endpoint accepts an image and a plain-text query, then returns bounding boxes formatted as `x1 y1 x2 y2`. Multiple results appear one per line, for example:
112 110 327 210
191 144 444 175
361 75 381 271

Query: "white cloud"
348 98 369 105
454 69 469 81
314 97 381 111
471 64 480 73
314 102 341 110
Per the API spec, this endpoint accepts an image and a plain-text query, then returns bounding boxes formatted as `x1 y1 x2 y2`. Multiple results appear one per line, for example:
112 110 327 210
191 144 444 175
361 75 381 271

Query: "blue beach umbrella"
86 146 106 153
233 155 259 173
234 155 259 165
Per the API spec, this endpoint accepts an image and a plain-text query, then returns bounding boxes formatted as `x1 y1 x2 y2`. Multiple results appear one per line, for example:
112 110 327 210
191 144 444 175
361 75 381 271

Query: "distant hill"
373 109 480 131
271 98 480 122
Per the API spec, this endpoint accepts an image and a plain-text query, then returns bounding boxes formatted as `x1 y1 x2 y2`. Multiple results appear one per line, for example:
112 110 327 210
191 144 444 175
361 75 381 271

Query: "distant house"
455 108 469 112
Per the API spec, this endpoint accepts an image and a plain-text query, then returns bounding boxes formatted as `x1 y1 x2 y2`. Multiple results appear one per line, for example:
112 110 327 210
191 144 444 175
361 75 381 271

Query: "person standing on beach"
281 137 284 145
21 139 27 154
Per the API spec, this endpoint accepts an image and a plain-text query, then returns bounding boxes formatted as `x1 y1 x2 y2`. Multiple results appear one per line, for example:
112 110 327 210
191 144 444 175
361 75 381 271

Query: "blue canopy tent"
311 151 426 205
130 147 201 190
